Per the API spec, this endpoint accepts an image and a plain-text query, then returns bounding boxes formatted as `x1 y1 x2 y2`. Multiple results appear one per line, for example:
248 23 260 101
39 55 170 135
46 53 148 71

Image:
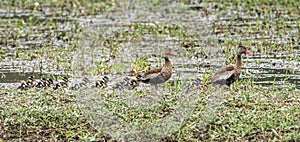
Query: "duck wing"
138 67 165 84
140 68 173 84
211 65 235 85
142 67 162 77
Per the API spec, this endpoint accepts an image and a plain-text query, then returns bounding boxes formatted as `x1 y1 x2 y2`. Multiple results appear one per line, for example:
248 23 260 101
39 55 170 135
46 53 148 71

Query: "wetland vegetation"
0 0 299 141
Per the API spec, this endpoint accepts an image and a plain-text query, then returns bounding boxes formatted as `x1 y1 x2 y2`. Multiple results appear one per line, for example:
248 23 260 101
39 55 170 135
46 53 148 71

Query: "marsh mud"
0 1 299 89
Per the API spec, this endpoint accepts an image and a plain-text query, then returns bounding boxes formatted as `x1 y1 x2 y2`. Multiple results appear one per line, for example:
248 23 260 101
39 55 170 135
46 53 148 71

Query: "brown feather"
211 65 236 85
226 65 235 71
211 46 252 86
142 67 163 77
139 57 173 84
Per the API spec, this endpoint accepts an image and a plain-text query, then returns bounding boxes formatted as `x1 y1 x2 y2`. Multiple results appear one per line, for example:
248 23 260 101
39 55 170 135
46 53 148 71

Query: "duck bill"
245 49 252 54
168 49 176 56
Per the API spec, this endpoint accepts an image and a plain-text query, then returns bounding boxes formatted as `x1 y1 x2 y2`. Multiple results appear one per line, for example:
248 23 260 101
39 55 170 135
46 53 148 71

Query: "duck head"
237 45 252 55
164 48 176 56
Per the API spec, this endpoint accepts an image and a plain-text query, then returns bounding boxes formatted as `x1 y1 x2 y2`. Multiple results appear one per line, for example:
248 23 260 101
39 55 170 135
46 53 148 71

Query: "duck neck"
163 60 172 71
235 54 242 70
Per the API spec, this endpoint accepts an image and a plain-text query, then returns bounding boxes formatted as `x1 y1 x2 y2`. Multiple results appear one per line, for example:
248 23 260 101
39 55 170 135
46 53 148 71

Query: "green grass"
0 0 114 16
0 0 300 141
1 84 299 141
0 89 101 141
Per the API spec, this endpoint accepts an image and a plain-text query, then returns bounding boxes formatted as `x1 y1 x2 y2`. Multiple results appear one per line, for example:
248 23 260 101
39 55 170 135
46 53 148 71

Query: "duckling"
93 76 109 88
35 78 54 88
53 77 69 90
17 83 26 90
124 77 139 89
112 76 139 90
35 78 47 88
71 77 90 90
61 77 69 87
17 75 35 90
45 78 53 87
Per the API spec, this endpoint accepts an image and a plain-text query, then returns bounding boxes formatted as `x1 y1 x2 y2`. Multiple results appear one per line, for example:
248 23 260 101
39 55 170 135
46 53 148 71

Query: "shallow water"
0 1 299 89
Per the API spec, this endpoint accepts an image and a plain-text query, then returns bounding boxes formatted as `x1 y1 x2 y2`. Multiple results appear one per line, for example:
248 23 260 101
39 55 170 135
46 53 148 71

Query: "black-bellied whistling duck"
211 45 252 86
138 48 176 91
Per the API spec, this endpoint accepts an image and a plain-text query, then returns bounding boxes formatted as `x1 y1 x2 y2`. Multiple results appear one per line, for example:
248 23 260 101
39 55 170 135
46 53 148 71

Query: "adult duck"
211 45 252 86
138 48 176 90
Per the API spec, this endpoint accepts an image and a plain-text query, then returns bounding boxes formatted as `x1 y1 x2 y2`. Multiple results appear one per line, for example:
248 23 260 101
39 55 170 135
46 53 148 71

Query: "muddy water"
0 1 299 89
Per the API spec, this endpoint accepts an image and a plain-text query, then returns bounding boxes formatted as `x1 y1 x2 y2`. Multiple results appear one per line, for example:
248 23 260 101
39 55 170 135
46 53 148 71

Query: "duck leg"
224 85 234 94
152 84 161 95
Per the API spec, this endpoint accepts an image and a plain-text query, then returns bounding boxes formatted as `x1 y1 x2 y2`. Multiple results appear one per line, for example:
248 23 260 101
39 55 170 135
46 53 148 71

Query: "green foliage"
1 80 299 141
